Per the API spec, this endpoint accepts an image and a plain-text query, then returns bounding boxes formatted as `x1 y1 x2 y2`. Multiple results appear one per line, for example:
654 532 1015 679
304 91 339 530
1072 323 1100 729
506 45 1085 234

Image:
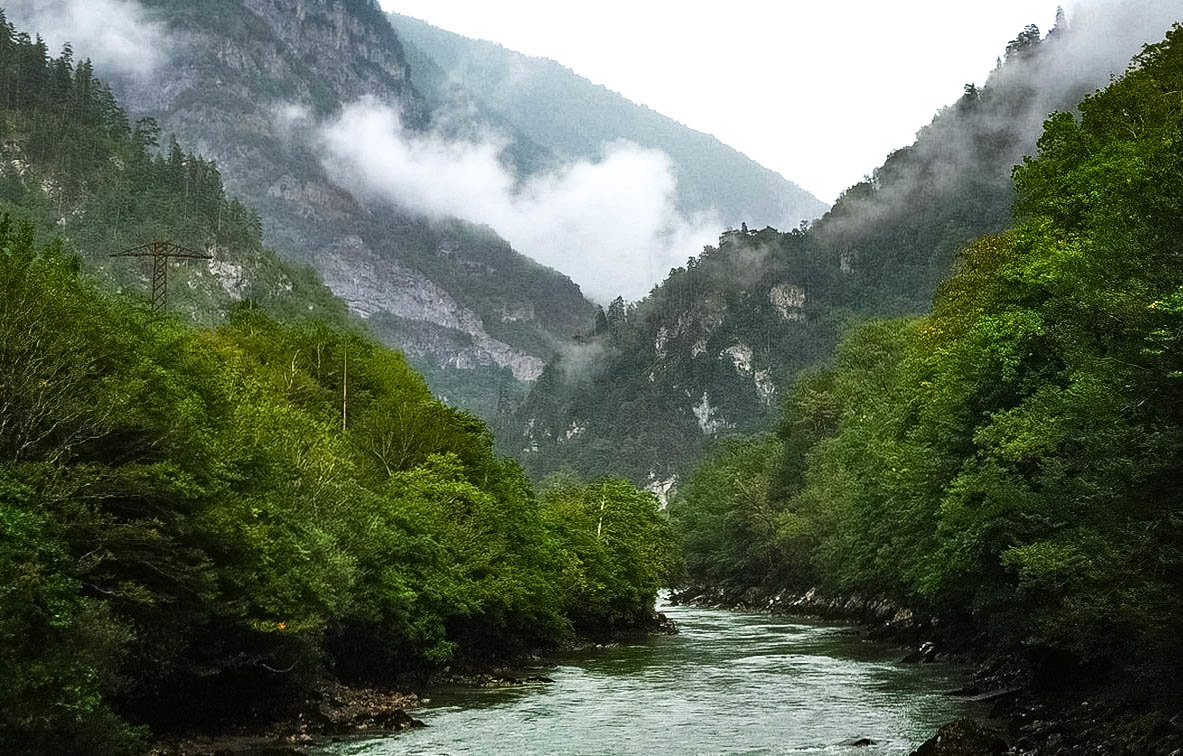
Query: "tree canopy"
672 23 1183 683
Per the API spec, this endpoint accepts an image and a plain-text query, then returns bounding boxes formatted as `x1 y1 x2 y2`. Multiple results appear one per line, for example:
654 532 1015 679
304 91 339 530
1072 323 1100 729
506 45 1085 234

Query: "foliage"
669 435 794 590
672 25 1183 678
541 477 678 631
515 21 1093 485
0 221 672 749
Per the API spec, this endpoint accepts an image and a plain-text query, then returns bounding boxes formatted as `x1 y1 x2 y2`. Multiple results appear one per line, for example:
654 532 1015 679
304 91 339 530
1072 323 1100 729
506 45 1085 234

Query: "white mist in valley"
306 98 720 303
3 0 168 77
819 0 1183 244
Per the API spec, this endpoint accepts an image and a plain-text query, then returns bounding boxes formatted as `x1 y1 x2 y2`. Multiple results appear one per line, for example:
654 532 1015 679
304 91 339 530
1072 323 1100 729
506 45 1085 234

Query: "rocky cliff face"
112 0 594 407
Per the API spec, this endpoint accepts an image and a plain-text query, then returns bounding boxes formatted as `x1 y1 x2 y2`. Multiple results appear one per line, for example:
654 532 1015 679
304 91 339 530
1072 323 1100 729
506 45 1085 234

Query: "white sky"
379 0 1066 203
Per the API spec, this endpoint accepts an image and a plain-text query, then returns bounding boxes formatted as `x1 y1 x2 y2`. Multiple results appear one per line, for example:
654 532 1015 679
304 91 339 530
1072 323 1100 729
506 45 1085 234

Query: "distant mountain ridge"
389 12 829 231
67 0 829 421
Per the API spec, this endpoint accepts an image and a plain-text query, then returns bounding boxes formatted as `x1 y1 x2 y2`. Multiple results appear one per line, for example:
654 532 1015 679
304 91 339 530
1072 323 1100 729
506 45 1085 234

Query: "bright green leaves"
0 221 672 748
543 477 678 631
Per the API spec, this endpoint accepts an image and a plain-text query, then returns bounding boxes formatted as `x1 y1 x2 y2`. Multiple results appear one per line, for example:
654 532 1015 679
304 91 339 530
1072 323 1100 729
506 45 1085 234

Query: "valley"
1 1 1182 754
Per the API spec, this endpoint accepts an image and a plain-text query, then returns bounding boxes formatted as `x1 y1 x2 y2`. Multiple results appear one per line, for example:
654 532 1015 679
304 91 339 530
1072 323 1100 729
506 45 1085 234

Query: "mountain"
513 7 1182 492
84 0 599 418
10 0 830 422
0 11 350 329
388 12 829 231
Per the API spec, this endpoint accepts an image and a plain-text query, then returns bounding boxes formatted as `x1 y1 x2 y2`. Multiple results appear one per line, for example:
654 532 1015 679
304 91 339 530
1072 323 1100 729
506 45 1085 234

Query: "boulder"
653 612 679 635
911 719 1007 755
902 641 937 664
370 709 426 732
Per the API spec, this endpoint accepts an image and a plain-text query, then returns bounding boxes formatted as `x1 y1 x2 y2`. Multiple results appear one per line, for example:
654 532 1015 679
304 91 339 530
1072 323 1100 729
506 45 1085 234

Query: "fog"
819 0 1182 245
4 0 167 77
304 98 719 304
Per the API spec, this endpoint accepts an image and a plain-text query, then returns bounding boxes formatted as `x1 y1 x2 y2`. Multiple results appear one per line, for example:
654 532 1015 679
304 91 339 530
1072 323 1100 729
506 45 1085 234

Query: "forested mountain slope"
0 16 677 752
514 8 1181 489
389 13 829 230
94 0 598 416
0 11 349 327
672 26 1183 750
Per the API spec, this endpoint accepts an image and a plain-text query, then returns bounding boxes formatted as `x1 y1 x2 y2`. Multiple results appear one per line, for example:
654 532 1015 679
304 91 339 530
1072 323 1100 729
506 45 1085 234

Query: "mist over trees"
513 8 1183 487
672 20 1183 698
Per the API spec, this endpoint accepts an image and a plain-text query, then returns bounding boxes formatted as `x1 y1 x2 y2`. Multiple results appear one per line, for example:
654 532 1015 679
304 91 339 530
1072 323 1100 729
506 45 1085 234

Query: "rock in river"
911 719 1007 755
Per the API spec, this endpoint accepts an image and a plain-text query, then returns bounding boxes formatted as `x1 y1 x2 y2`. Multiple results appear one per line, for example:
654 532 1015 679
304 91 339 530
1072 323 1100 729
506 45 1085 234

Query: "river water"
317 601 986 755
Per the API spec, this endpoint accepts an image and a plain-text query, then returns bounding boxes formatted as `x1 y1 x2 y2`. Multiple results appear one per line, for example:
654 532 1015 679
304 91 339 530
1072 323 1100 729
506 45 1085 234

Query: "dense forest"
0 20 675 753
673 22 1183 717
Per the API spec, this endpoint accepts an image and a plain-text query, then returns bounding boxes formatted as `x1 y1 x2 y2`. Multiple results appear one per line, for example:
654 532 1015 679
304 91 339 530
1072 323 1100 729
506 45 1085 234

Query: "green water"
318 601 986 755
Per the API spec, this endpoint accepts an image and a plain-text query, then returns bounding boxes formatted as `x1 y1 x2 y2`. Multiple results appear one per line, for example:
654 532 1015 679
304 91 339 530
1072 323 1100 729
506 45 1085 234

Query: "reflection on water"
316 601 985 755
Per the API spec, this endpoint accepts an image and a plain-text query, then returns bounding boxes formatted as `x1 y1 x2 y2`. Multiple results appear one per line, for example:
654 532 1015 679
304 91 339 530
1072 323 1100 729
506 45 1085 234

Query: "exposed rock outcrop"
112 0 593 405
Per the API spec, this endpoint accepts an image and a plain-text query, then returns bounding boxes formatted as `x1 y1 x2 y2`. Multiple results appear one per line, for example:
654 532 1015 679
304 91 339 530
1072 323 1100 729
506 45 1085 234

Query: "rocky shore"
149 670 569 755
149 682 425 755
672 585 1183 755
149 611 678 755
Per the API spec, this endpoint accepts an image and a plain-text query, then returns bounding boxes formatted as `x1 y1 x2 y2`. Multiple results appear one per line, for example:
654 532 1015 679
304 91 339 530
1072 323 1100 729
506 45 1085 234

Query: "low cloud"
4 0 167 77
306 98 719 303
818 0 1182 246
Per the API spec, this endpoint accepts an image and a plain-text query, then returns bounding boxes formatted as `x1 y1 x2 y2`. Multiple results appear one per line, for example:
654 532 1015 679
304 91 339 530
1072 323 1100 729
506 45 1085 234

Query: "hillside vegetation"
101 0 598 419
514 14 1163 487
0 20 675 753
673 23 1183 715
0 13 349 326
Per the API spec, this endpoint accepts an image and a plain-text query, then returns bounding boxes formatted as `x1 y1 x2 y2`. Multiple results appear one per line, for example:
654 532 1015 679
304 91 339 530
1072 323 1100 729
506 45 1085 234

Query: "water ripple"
316 604 987 755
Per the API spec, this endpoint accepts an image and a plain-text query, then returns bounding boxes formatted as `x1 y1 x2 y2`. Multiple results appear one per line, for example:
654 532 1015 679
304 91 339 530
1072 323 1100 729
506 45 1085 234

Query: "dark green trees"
0 12 348 327
673 24 1183 677
0 220 677 751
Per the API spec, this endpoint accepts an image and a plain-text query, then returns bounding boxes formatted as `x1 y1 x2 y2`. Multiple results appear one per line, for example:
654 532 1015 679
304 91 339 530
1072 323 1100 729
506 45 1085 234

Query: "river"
316 601 987 755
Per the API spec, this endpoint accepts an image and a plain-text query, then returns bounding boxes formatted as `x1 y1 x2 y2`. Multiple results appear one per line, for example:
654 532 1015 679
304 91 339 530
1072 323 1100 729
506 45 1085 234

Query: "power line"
110 241 212 311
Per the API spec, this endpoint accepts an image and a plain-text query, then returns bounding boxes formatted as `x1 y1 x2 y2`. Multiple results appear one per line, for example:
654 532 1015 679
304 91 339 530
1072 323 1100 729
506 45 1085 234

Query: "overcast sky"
379 0 1068 203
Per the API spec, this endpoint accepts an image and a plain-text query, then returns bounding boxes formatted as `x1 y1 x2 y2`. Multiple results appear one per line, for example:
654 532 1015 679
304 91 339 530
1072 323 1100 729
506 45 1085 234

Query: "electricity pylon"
110 241 212 311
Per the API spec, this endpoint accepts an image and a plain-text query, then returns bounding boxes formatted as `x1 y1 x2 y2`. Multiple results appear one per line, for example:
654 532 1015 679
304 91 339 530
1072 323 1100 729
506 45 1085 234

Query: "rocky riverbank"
671 585 1183 755
149 611 679 755
149 682 425 755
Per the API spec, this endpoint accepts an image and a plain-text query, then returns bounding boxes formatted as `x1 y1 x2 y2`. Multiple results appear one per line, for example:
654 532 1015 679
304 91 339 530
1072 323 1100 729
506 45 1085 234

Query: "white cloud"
310 98 718 302
5 0 167 77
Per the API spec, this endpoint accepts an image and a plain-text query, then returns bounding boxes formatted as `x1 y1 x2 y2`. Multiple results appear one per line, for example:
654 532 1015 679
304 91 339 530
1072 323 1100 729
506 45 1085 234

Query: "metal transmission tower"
110 241 212 311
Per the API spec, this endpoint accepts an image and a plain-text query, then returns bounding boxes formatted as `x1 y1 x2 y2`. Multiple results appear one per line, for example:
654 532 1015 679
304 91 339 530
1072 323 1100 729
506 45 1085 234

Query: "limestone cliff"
112 0 594 407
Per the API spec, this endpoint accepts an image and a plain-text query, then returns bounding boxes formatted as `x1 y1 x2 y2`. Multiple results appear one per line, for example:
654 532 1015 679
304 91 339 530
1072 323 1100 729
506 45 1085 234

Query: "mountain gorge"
5 1 1183 752
513 5 1183 490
